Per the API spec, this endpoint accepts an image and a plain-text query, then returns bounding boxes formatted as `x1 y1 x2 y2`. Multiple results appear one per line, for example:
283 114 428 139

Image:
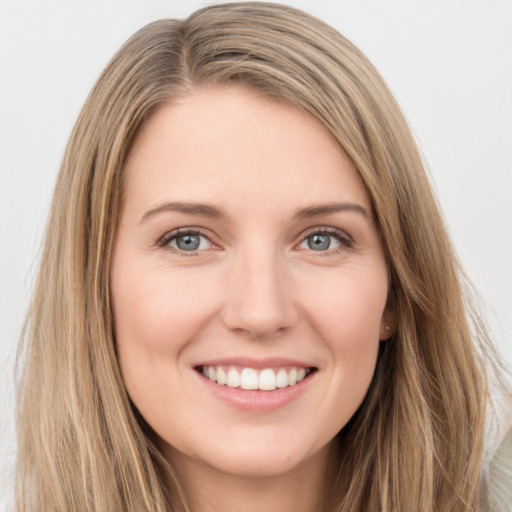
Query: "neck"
166 444 332 512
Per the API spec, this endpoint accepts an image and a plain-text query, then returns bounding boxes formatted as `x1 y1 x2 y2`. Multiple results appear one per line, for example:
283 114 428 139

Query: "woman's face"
111 86 392 480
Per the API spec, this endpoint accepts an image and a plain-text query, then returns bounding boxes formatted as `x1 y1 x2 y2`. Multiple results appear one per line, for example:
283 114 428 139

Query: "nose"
221 247 298 339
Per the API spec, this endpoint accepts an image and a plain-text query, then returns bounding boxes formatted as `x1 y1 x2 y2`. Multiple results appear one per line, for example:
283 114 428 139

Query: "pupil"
177 234 200 251
308 234 330 251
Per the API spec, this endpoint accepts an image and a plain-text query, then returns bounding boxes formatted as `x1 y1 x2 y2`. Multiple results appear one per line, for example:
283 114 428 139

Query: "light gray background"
1 0 511 506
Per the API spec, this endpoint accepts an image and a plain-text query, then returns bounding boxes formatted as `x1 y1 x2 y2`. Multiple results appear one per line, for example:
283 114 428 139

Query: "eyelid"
296 226 354 251
157 227 218 254
156 225 354 255
299 225 352 240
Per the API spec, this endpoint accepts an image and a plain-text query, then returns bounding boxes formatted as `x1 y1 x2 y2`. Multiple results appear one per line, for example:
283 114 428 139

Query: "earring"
385 325 390 330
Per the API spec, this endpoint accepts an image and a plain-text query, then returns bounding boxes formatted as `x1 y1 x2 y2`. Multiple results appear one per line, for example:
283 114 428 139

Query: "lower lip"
196 371 316 412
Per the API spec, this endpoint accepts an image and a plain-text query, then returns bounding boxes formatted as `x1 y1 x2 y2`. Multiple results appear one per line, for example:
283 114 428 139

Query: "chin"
169 431 331 481
209 449 306 478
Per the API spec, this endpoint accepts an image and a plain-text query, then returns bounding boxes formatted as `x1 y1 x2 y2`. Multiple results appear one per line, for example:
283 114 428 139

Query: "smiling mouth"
196 365 317 391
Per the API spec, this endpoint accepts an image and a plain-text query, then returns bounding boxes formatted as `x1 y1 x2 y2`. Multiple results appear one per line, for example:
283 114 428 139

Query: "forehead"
123 86 371 218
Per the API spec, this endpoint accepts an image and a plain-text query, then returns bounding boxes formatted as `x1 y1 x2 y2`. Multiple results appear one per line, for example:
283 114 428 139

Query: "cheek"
302 267 388 345
298 268 387 416
112 259 214 352
110 258 223 440
110 257 217 406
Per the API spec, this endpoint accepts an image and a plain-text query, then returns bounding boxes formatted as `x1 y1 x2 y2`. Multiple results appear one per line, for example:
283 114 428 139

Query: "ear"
379 308 396 341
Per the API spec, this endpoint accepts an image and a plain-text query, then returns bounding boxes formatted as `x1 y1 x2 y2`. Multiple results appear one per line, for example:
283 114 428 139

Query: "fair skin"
111 86 393 512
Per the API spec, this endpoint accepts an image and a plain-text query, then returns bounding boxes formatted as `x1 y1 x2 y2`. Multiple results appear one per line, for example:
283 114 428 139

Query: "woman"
15 2 509 511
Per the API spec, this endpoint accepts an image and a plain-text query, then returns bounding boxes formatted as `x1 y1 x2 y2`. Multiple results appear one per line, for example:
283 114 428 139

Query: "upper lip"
195 357 316 369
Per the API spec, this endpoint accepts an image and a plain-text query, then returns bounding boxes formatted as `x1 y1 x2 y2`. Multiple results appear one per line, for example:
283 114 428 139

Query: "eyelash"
157 228 213 256
157 226 353 256
299 227 353 254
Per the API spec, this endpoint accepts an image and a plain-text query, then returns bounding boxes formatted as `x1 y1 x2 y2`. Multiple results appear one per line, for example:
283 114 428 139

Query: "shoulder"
484 389 512 512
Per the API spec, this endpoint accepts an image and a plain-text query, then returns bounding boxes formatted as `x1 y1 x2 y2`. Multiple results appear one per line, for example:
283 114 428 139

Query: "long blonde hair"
16 3 496 510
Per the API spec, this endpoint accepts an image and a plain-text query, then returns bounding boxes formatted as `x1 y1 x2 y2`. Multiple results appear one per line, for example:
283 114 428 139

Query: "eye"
159 229 213 253
297 228 352 252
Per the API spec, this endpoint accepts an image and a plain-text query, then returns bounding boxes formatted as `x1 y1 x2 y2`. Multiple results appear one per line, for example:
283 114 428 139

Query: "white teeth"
276 368 288 388
259 369 276 391
288 367 297 386
227 368 240 388
216 367 227 385
240 368 259 390
201 365 311 391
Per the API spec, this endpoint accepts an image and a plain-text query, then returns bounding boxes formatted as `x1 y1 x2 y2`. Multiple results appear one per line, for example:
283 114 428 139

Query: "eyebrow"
141 202 227 222
293 202 369 220
140 200 369 223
